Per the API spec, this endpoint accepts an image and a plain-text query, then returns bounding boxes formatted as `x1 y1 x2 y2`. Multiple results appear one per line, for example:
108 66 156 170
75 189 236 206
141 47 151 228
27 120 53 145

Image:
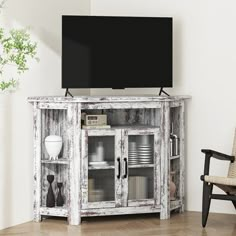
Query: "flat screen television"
62 15 172 89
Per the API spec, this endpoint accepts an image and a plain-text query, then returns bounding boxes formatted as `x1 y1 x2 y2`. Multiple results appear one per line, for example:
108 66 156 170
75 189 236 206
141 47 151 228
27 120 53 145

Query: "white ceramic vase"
45 135 62 160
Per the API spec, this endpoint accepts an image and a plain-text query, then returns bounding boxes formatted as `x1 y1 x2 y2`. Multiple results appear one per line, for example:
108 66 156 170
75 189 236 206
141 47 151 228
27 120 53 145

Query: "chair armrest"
201 149 235 162
201 149 235 181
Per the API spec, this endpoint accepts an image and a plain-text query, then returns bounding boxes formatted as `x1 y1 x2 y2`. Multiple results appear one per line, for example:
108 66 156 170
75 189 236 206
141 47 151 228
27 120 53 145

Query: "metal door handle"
117 158 121 179
123 158 128 179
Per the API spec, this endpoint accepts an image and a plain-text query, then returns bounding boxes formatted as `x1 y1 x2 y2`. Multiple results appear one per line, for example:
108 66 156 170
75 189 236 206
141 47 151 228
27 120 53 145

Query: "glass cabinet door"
122 128 160 207
81 129 122 209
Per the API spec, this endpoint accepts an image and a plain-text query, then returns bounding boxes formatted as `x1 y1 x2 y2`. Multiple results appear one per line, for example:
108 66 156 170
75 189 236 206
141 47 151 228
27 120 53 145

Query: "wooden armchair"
201 130 236 227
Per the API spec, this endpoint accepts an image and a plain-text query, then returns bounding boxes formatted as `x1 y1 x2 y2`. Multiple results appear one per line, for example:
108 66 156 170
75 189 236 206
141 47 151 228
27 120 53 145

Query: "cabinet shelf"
82 125 159 131
88 165 115 170
40 206 68 217
170 199 181 211
113 125 159 130
88 164 155 170
41 159 70 165
129 164 154 168
170 155 180 160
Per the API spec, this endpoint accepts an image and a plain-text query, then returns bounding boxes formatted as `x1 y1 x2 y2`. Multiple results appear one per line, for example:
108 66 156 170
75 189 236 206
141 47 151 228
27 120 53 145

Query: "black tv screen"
62 15 172 89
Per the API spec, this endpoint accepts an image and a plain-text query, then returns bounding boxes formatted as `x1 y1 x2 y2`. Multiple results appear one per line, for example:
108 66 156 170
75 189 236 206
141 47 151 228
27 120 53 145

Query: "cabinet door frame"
81 129 122 209
122 127 161 208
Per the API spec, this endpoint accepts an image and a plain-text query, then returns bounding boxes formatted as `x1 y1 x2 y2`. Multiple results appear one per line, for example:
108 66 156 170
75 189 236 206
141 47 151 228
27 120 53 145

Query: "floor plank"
0 211 236 236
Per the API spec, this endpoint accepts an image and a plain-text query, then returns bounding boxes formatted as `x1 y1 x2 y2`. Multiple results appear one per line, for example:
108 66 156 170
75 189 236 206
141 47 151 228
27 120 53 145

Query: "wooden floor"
0 211 236 236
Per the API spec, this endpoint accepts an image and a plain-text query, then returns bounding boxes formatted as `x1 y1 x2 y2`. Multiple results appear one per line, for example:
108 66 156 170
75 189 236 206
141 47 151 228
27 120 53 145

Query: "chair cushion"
228 160 236 178
204 175 236 186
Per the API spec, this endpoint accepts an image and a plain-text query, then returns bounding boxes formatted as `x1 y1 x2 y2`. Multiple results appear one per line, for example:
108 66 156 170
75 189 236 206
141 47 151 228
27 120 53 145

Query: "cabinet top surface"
28 95 190 103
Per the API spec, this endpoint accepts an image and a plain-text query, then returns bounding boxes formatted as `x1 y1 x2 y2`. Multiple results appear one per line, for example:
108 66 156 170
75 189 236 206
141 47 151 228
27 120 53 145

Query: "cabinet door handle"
117 158 121 179
123 158 128 179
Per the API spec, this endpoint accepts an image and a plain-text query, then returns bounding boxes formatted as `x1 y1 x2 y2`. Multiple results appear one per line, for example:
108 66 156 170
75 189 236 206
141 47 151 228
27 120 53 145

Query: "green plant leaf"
0 27 39 81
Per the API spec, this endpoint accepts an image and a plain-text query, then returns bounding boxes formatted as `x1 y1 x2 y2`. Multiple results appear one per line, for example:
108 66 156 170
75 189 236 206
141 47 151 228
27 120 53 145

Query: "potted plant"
0 0 39 92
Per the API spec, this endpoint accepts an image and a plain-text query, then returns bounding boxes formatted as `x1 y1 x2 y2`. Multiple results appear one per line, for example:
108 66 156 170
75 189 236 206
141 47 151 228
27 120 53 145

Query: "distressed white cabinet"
28 95 189 225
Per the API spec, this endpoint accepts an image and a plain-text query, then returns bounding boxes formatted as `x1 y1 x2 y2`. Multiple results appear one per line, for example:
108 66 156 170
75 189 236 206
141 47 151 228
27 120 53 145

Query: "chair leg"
225 192 236 209
202 182 213 227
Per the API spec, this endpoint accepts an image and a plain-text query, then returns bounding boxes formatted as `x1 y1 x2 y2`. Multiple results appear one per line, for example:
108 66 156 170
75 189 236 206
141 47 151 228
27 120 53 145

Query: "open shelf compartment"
82 108 161 127
41 160 69 213
41 109 69 161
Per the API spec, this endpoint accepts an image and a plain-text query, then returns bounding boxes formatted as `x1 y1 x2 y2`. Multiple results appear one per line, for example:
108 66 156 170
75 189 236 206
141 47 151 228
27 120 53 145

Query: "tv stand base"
65 88 73 97
159 87 170 96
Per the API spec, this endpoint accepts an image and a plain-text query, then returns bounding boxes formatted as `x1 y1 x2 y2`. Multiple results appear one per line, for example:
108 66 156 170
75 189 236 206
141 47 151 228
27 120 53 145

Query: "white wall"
90 0 236 214
0 0 90 230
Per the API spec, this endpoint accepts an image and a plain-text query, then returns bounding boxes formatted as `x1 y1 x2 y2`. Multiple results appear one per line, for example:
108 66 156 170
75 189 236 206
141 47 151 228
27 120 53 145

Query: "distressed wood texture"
28 95 191 103
86 129 116 136
81 130 88 210
169 101 185 213
81 205 161 217
169 105 181 208
41 159 70 165
29 95 189 225
115 129 122 208
179 101 185 212
160 102 171 220
154 129 161 206
33 102 41 222
82 102 161 110
122 129 128 207
40 109 69 211
152 107 162 209
38 102 68 110
67 103 81 225
40 207 68 217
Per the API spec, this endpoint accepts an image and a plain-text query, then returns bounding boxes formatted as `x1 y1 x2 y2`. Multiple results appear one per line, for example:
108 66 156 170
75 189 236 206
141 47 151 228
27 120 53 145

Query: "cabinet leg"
68 215 81 225
34 213 41 222
160 207 170 220
180 203 185 213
